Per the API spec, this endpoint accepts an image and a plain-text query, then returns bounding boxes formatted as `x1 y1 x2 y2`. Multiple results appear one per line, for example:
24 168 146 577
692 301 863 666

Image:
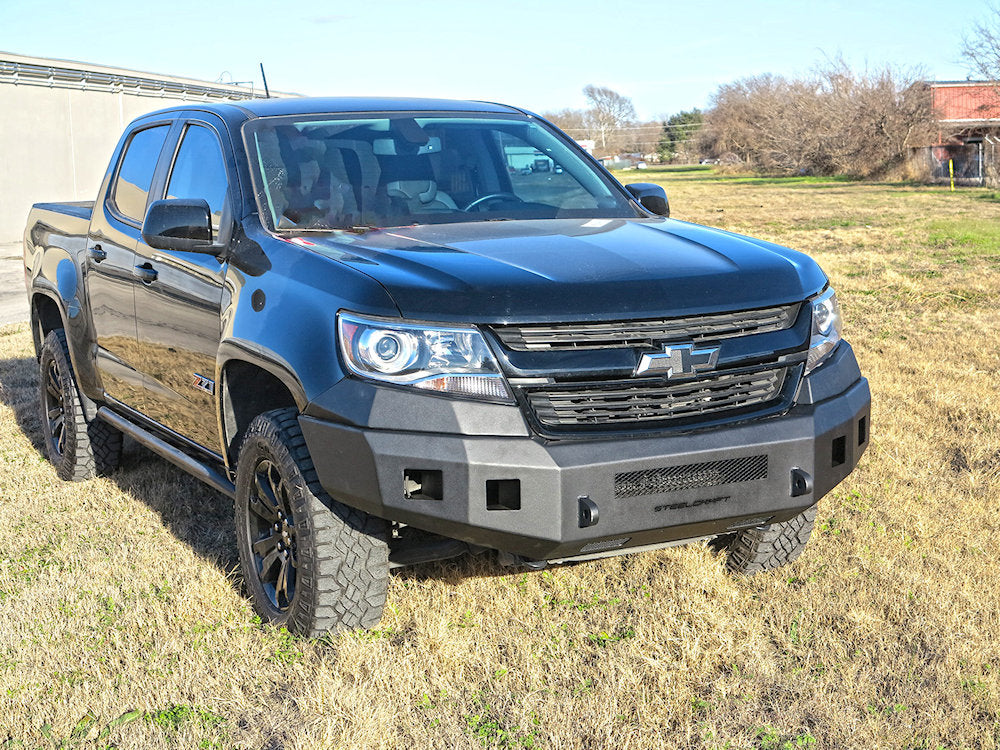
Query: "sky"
1 0 992 122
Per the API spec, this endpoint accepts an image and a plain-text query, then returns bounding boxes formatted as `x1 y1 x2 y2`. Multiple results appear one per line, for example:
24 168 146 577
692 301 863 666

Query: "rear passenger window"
166 125 230 231
111 125 169 223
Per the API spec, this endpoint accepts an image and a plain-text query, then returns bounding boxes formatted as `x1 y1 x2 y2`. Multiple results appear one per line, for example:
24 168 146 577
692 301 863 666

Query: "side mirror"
625 183 670 217
142 199 214 252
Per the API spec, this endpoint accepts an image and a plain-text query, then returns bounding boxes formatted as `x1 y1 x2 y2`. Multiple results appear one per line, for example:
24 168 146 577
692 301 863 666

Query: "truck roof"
238 96 523 117
138 96 526 122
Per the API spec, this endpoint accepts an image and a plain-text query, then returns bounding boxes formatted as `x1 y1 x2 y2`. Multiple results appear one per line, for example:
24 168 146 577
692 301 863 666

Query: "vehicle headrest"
386 180 438 204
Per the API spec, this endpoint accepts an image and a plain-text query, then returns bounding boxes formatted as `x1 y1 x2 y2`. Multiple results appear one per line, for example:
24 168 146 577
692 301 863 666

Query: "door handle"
133 263 158 284
87 244 107 263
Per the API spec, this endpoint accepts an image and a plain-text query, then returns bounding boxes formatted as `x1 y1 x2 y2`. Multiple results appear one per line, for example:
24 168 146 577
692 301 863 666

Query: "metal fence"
920 138 1000 186
0 58 260 101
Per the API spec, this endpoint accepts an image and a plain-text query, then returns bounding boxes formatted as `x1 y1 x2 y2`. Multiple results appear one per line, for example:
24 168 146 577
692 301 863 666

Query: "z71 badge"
192 373 215 395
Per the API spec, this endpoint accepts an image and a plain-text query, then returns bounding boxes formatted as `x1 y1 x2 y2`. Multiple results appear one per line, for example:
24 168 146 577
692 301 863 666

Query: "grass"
613 164 860 186
2 172 1000 748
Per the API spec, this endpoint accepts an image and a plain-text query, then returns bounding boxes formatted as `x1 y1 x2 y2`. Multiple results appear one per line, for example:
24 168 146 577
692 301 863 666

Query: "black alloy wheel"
247 458 298 611
38 329 122 481
42 353 68 459
234 408 389 636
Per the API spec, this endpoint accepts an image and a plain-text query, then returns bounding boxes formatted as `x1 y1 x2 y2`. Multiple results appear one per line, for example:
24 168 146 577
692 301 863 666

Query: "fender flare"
216 338 310 467
28 284 66 354
216 339 308 410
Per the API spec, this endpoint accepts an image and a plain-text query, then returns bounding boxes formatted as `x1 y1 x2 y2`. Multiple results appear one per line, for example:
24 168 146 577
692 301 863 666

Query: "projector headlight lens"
805 288 843 375
338 312 512 402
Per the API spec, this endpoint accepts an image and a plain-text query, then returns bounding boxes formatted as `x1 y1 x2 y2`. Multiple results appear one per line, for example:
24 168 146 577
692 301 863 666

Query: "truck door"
132 119 233 453
86 122 172 409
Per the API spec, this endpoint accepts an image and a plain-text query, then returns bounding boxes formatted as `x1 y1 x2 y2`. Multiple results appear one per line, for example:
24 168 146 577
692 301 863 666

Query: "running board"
97 406 236 498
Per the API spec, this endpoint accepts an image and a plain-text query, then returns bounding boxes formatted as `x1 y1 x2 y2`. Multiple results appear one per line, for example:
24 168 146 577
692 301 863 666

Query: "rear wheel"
725 505 817 574
235 408 390 636
39 329 122 481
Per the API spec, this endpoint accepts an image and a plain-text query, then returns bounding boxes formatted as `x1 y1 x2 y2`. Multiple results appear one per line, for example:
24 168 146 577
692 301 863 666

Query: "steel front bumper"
299 349 870 561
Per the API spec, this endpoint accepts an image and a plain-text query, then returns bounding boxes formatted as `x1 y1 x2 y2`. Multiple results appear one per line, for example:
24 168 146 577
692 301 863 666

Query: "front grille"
493 304 798 351
525 366 790 430
615 455 768 499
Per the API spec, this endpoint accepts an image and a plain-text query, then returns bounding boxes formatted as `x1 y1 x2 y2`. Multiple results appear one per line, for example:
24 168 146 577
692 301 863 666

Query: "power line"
557 122 702 133
559 121 704 130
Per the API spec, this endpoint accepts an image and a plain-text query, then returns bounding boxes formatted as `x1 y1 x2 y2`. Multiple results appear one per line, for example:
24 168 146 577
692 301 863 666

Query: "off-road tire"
235 408 389 636
39 329 123 481
725 505 817 574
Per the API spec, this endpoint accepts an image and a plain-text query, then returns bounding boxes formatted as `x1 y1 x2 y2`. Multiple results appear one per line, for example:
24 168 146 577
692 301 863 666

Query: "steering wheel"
464 192 523 212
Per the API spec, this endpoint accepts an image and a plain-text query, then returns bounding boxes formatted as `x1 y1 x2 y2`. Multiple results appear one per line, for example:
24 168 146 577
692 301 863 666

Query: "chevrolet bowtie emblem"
635 343 720 379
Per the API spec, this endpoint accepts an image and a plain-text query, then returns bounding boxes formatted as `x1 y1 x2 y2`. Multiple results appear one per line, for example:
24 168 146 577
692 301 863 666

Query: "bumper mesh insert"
615 455 768 499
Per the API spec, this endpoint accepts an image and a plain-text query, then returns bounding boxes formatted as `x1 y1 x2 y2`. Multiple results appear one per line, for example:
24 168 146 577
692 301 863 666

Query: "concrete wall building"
0 52 285 246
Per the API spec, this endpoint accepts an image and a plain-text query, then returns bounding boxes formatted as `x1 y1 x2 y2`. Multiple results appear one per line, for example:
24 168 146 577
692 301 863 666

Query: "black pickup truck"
23 97 870 635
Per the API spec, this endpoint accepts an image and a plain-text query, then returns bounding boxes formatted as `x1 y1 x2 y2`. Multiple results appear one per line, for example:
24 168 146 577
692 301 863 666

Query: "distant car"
553 164 564 174
520 166 532 175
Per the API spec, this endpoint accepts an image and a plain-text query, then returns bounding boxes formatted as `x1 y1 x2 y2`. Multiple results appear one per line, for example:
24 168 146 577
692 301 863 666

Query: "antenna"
260 63 271 99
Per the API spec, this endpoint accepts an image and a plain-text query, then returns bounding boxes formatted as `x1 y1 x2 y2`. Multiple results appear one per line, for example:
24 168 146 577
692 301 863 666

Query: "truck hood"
304 218 828 323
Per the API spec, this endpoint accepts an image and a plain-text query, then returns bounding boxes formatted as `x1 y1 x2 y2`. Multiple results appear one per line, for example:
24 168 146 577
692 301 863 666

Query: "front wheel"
234 408 390 636
725 505 817 574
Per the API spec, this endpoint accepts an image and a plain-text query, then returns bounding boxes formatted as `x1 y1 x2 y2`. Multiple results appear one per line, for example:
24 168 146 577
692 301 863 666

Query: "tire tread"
236 408 389 636
725 505 817 574
40 330 122 481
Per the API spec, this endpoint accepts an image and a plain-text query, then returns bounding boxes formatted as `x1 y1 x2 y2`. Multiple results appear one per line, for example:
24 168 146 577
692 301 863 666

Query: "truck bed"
31 201 94 225
24 201 95 275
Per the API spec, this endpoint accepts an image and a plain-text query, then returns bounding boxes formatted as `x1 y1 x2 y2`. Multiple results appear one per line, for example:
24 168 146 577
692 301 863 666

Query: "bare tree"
699 62 934 178
958 8 1000 185
583 85 637 152
541 108 588 136
962 5 1000 81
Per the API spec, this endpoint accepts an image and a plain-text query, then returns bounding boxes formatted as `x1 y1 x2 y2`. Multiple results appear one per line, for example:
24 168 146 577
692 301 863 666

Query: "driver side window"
110 125 170 224
166 124 230 232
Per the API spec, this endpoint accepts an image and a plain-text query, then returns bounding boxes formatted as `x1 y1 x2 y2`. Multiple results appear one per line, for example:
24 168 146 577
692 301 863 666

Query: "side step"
97 407 236 498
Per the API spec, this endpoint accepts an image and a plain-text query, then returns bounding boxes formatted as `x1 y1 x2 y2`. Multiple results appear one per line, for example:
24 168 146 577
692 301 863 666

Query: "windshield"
242 112 640 231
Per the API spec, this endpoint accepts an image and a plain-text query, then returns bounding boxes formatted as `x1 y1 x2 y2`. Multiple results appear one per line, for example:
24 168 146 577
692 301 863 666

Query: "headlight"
804 287 843 375
338 312 512 402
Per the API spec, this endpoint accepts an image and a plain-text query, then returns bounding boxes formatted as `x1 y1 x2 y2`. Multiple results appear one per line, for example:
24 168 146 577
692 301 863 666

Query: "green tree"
658 109 703 162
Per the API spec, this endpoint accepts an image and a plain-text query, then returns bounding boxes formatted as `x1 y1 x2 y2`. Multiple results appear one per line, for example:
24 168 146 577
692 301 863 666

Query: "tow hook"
497 550 548 570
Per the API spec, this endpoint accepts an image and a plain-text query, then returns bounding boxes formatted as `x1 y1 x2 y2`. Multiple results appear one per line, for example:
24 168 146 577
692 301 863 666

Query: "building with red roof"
931 81 1000 139
926 81 1000 183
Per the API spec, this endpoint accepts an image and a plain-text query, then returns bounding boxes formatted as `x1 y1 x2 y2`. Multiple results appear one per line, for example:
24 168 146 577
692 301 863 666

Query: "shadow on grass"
0 354 46 455
0 352 239 573
393 551 522 584
0 350 495 591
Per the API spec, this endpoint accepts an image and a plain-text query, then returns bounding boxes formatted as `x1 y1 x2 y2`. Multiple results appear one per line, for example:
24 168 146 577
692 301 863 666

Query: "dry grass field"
1 169 999 749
